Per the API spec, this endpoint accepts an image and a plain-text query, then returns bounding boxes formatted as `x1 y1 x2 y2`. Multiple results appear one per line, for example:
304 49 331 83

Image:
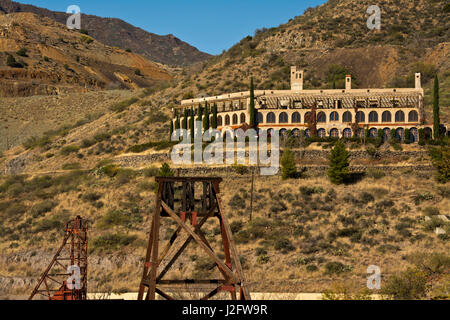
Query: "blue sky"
17 0 326 55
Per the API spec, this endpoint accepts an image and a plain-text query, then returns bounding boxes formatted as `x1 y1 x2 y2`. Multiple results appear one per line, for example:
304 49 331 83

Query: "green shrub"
228 194 246 210
382 268 428 300
328 141 350 184
34 214 68 232
6 54 23 68
274 238 295 253
366 168 386 180
429 146 449 183
110 98 139 113
91 233 137 250
423 206 440 217
62 163 81 170
60 145 80 155
31 200 56 218
281 148 298 180
80 35 94 44
16 48 28 57
257 254 270 264
324 261 352 275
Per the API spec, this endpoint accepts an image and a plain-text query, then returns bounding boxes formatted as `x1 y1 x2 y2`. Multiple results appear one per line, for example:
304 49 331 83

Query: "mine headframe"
29 216 88 300
138 177 251 300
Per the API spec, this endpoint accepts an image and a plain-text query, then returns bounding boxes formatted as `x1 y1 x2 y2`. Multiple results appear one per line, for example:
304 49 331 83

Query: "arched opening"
330 112 339 122
292 129 300 137
356 111 365 123
318 128 326 138
292 112 301 123
383 128 391 141
423 127 432 141
396 128 405 141
279 112 288 123
257 112 263 124
369 128 378 138
267 128 274 137
225 115 230 126
356 128 364 137
304 112 312 124
408 110 418 122
330 128 339 138
317 112 326 123
382 111 392 122
279 129 287 138
267 112 276 124
343 128 352 138
232 114 238 125
240 113 246 124
305 129 311 138
395 111 405 123
217 116 223 127
369 111 378 123
410 127 418 143
343 111 352 123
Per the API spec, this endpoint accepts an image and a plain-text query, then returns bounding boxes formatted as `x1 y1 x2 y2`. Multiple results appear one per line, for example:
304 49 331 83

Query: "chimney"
291 66 304 91
415 73 421 89
345 75 352 90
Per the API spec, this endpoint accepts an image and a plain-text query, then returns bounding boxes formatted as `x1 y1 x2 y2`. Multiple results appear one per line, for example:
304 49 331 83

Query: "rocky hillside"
174 0 449 123
0 12 171 97
0 0 211 67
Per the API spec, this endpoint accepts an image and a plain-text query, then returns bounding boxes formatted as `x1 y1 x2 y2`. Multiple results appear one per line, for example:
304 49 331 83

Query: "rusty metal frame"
138 177 250 300
29 216 88 300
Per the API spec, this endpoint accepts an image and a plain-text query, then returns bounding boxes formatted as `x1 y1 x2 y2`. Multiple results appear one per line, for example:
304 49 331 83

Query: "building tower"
291 66 304 91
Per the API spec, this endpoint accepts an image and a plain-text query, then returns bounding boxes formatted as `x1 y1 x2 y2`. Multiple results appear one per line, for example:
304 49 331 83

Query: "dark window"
225 115 230 125
382 111 392 122
267 112 276 123
343 111 352 123
369 111 378 123
395 111 405 122
330 112 339 122
408 111 418 122
233 114 238 125
240 113 246 124
356 111 365 123
292 112 301 123
279 112 288 123
317 112 326 123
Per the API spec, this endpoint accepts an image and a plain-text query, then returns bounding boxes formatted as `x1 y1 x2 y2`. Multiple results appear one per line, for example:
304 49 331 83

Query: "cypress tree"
182 109 188 130
203 102 210 131
190 107 195 141
281 148 297 180
433 74 440 140
328 141 350 185
249 77 256 127
211 103 218 129
169 119 174 139
197 104 203 123
175 115 180 130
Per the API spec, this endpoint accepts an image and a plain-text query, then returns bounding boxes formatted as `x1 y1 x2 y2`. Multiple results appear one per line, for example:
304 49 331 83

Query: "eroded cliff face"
0 12 171 97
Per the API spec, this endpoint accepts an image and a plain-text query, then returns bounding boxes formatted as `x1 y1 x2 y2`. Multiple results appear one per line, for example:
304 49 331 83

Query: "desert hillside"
0 0 211 67
0 12 171 97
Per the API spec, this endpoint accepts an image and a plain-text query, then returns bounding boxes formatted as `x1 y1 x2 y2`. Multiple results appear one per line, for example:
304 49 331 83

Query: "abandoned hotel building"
174 67 436 142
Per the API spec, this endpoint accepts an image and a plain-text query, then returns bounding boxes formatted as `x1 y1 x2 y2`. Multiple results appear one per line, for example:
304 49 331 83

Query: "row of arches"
217 113 246 126
258 110 419 124
263 127 420 142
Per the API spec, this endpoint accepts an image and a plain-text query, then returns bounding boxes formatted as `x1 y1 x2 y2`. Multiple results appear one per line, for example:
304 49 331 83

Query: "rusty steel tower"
29 216 88 300
138 177 250 300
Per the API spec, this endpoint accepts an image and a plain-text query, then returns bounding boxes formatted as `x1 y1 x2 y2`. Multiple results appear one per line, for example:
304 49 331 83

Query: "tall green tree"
211 103 218 129
190 107 195 140
433 74 440 140
328 141 350 184
249 77 256 127
175 115 180 131
203 102 210 131
197 104 203 124
169 119 174 139
281 148 297 180
182 109 188 130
